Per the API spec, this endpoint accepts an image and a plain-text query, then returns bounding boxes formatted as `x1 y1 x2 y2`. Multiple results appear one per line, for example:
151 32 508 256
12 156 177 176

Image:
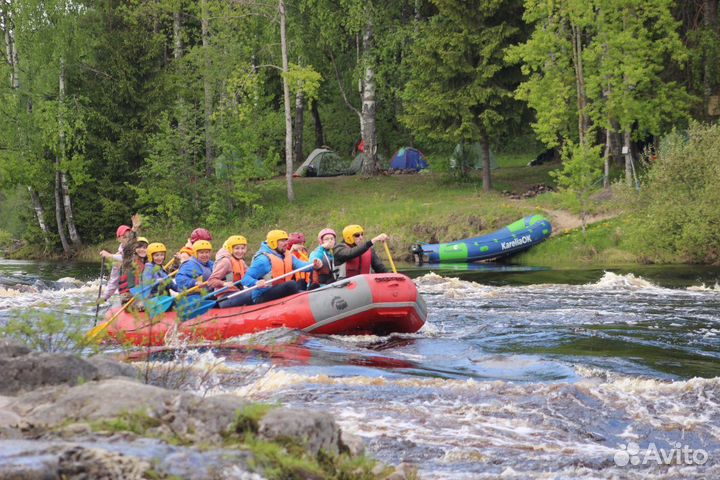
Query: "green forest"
1 0 719 261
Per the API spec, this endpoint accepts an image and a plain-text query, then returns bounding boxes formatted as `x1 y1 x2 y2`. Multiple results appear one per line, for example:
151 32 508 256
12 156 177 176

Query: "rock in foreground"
0 340 416 480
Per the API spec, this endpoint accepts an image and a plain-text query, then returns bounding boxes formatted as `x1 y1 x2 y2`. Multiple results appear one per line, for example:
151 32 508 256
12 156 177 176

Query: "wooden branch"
329 49 360 116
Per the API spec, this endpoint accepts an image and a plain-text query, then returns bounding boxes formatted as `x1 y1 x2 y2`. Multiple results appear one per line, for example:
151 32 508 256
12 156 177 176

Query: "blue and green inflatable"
418 215 552 263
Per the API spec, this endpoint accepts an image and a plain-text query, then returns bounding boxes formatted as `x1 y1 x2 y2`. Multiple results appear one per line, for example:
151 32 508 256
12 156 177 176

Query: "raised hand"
371 233 388 244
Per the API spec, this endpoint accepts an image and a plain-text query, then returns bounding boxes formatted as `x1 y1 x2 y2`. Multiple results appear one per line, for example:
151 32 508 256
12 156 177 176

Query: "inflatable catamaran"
413 215 552 264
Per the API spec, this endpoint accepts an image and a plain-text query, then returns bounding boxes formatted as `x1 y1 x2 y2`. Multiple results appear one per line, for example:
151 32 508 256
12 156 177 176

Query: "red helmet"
287 232 306 248
116 225 131 238
190 228 212 243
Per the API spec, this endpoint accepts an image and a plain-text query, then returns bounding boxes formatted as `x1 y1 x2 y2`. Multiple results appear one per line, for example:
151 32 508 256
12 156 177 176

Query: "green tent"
347 152 388 175
293 148 348 177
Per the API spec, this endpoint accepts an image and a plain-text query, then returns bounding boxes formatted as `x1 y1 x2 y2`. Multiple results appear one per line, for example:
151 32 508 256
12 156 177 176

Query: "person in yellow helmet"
175 240 214 292
241 229 322 304
207 235 254 308
141 242 177 296
333 225 388 278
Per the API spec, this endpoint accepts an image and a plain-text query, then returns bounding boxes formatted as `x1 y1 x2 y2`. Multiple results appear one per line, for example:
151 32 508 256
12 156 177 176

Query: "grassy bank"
13 154 649 267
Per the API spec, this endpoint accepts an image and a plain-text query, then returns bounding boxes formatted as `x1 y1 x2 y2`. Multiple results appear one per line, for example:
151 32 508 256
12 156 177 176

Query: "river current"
1 259 719 478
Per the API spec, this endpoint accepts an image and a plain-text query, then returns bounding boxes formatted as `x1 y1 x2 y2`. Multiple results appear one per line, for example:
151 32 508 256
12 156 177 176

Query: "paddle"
142 277 207 318
383 242 398 274
179 264 316 322
93 257 106 327
85 271 179 343
168 276 245 318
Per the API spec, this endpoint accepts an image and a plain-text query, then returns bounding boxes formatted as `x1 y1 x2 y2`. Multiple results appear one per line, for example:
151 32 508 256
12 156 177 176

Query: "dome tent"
293 148 348 177
390 147 429 172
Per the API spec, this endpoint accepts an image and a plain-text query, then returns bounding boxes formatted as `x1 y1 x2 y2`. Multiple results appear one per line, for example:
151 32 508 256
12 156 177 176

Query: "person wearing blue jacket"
241 230 321 304
142 242 176 296
176 240 215 293
308 228 338 289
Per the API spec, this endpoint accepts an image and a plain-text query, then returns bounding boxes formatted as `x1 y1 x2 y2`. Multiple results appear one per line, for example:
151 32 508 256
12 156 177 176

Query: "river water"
1 259 720 478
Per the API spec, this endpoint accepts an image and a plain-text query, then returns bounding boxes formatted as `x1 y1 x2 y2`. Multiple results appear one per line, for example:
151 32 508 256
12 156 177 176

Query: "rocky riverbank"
0 340 417 479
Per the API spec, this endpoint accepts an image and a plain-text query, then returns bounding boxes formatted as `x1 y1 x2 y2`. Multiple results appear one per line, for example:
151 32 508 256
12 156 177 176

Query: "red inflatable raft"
101 273 427 346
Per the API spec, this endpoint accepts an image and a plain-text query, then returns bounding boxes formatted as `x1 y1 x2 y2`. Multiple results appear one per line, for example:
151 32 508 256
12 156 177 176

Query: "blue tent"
390 147 429 172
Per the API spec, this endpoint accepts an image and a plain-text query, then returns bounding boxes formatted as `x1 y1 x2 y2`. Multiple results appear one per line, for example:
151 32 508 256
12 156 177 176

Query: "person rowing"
241 230 322 304
308 228 338 289
175 240 214 296
142 242 177 297
334 224 388 278
207 235 254 308
287 232 311 290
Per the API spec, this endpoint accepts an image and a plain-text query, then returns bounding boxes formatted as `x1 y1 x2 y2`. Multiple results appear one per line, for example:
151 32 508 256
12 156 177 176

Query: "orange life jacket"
345 248 372 278
225 256 247 283
262 252 294 284
291 249 310 283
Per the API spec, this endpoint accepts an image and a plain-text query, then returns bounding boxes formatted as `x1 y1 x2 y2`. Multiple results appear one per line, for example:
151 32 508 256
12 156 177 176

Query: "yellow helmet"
147 242 166 258
136 236 149 245
266 229 289 250
342 225 364 245
225 235 248 251
192 240 213 254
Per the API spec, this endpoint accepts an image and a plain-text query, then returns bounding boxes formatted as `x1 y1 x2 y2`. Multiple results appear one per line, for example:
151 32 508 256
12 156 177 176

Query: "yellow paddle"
85 269 185 343
383 242 398 274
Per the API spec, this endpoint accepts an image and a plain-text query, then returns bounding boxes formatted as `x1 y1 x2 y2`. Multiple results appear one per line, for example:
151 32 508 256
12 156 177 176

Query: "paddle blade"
145 295 174 318
177 299 216 322
129 283 155 297
85 320 109 342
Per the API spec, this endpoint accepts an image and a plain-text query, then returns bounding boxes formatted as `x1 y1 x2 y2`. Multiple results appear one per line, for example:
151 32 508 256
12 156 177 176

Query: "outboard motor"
411 243 425 266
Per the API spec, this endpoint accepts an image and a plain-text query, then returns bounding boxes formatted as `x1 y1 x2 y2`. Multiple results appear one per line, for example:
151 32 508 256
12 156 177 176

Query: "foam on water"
226 366 720 478
0 281 99 315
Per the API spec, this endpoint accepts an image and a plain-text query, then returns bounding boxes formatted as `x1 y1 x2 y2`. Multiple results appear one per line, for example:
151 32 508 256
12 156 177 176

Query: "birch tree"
585 0 690 187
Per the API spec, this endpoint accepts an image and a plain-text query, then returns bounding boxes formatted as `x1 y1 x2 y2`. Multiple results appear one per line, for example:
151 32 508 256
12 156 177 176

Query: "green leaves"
401 0 524 148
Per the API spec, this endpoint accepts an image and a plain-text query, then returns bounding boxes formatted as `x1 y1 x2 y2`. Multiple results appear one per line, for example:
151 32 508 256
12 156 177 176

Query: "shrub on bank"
624 123 720 264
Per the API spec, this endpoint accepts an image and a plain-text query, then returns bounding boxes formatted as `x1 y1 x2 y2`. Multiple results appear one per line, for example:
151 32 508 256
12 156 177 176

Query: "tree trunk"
279 0 294 202
704 0 718 119
2 0 19 89
623 130 634 187
54 169 71 255
200 0 214 177
5 1 48 243
293 91 305 166
360 18 379 175
311 101 325 147
173 8 183 60
28 187 50 240
481 139 491 192
173 3 189 161
571 23 589 143
603 128 611 189
58 59 81 247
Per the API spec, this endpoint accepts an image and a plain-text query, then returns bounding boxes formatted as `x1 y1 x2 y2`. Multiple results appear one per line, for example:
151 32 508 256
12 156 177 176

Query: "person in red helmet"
189 228 212 245
99 214 141 302
166 228 214 273
287 232 310 290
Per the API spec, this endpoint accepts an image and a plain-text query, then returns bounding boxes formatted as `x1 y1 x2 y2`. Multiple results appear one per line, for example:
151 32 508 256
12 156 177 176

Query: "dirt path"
540 209 619 234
